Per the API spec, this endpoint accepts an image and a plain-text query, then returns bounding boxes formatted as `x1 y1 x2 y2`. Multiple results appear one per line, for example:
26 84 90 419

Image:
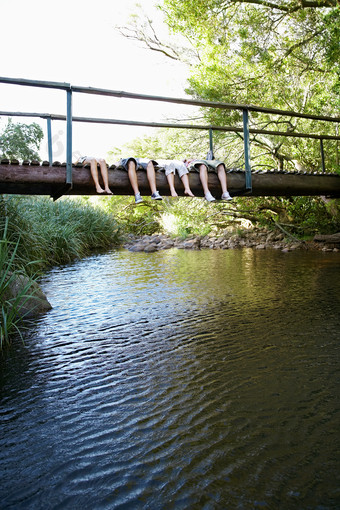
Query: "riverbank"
122 229 340 253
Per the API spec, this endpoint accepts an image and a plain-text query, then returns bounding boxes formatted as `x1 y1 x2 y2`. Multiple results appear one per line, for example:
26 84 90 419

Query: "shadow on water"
1 248 339 509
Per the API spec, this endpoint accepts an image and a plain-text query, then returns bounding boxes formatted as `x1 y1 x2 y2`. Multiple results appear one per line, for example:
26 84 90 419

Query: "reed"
0 195 121 273
0 195 121 347
0 220 37 348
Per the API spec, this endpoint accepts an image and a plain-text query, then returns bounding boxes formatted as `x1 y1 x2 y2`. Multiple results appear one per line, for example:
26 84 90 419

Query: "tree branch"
222 0 336 12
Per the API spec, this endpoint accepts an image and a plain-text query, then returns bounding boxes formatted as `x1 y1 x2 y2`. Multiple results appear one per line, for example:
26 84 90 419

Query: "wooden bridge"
1 160 339 199
1 76 340 199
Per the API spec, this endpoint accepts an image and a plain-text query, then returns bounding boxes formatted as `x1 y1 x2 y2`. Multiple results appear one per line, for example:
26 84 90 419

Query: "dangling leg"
127 159 140 195
199 164 215 201
146 161 157 195
181 174 194 197
166 172 178 197
217 163 233 200
98 158 112 194
89 158 105 193
217 163 228 195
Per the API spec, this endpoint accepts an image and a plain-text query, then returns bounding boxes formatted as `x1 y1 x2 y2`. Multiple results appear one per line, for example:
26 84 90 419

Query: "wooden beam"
0 163 340 198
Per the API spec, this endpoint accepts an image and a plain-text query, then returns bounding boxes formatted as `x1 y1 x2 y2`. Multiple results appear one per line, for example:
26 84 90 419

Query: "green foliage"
108 128 204 162
236 196 340 235
0 195 121 274
102 195 163 235
0 118 44 161
0 219 37 348
114 1 339 177
158 0 339 173
104 194 235 238
0 195 121 348
158 197 215 238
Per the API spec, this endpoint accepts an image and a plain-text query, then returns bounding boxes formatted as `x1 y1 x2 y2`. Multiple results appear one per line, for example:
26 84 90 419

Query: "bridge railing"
1 76 339 197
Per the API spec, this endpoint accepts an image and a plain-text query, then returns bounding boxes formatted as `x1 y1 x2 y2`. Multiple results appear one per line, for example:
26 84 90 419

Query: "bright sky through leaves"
0 0 189 161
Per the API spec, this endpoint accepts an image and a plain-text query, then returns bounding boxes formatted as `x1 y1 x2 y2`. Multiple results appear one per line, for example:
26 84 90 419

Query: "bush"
0 220 37 348
0 195 122 347
0 195 121 273
104 195 234 238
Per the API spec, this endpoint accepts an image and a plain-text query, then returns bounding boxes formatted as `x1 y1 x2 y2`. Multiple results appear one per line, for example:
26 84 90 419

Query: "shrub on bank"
0 220 38 348
102 194 340 240
102 195 230 238
0 195 121 346
0 195 121 274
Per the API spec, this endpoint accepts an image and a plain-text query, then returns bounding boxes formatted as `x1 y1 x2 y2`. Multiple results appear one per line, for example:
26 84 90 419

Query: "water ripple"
1 249 339 509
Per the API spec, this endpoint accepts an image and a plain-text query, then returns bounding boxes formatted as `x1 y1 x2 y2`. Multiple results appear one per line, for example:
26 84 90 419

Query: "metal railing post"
208 128 214 160
243 108 252 191
66 87 73 185
320 138 325 173
46 116 53 165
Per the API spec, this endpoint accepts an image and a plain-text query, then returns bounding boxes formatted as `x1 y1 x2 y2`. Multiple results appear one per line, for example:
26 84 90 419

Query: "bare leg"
146 161 157 194
98 158 112 194
198 164 211 195
217 164 228 194
89 159 105 193
181 174 194 196
166 172 178 197
127 160 140 195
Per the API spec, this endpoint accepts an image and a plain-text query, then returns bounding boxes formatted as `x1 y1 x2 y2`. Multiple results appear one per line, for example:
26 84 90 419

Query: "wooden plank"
0 164 340 198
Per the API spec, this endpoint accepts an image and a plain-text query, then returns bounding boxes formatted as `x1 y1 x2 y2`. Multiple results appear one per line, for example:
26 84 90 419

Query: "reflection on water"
1 248 339 509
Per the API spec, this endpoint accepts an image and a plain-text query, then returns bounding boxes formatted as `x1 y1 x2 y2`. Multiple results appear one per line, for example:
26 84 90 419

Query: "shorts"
118 157 157 171
157 159 189 178
188 159 225 173
78 156 104 165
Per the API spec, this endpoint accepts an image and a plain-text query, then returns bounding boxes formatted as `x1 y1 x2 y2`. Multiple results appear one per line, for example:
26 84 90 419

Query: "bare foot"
105 188 113 195
184 189 195 197
171 191 178 197
96 187 105 194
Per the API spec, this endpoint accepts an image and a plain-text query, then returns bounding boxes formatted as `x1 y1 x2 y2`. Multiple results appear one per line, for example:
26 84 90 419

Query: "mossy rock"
5 274 52 318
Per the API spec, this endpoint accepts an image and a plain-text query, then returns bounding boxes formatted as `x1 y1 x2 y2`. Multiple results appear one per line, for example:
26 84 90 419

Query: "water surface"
1 248 339 509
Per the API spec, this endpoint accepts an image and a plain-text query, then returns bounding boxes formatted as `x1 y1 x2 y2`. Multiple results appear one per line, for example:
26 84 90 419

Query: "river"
0 247 339 509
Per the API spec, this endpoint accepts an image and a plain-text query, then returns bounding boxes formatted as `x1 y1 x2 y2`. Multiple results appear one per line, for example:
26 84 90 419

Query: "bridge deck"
1 161 340 199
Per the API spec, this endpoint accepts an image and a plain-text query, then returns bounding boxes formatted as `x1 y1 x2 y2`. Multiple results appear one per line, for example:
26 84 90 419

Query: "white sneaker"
205 192 216 202
135 193 143 204
151 191 163 200
221 191 233 201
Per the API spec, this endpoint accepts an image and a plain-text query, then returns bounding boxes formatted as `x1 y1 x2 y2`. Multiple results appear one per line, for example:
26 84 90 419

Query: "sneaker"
135 193 143 204
205 192 216 202
151 191 163 200
221 191 233 201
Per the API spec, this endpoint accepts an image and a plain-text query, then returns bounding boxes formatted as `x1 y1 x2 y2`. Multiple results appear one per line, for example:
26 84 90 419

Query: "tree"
117 1 339 172
0 118 44 161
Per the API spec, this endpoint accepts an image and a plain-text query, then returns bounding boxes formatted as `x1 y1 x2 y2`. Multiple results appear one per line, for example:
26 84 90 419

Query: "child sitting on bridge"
118 157 163 204
156 159 195 197
76 156 113 195
186 158 233 202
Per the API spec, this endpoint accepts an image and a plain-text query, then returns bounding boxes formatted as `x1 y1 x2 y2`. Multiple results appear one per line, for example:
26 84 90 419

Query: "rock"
122 230 340 254
289 243 303 250
160 240 175 249
144 244 159 252
314 233 340 244
5 274 52 318
128 243 145 252
266 231 276 243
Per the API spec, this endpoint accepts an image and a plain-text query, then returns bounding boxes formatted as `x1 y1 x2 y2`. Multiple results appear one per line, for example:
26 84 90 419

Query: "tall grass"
0 219 38 348
0 195 121 274
0 195 121 347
